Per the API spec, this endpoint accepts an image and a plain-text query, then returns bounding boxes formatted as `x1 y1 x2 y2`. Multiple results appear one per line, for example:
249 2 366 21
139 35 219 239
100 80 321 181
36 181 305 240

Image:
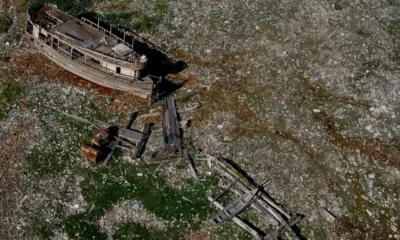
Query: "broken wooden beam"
213 158 302 239
118 128 144 144
184 150 198 179
214 188 260 223
104 112 137 164
264 215 302 240
215 159 291 219
207 196 263 240
211 178 239 204
162 96 182 155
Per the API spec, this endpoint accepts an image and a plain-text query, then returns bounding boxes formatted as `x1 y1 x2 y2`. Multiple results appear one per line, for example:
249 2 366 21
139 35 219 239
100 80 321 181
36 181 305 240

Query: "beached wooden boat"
22 3 155 100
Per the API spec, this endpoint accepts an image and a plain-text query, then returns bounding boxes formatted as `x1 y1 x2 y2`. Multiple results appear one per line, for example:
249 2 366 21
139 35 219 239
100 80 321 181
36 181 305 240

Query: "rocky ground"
1 0 400 239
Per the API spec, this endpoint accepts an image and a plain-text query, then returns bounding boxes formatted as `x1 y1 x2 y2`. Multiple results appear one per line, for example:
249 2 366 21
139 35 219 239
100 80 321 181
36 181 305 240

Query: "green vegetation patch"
27 0 95 15
100 12 160 33
387 21 400 63
0 82 27 120
155 0 169 14
61 159 218 239
215 223 253 240
25 120 93 177
99 0 170 33
299 224 327 240
0 82 26 103
114 222 168 240
0 15 12 33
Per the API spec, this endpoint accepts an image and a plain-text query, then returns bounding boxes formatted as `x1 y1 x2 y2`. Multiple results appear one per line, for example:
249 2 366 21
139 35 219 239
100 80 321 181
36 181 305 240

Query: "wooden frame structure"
209 159 303 240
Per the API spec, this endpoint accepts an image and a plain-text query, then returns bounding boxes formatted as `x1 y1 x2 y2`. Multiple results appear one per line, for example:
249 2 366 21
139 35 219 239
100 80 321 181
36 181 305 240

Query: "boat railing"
80 17 134 50
54 30 76 43
53 30 142 69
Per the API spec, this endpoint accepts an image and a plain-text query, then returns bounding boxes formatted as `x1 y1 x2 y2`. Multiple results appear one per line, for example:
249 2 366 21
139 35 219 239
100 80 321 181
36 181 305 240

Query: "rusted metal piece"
80 144 101 162
91 128 109 146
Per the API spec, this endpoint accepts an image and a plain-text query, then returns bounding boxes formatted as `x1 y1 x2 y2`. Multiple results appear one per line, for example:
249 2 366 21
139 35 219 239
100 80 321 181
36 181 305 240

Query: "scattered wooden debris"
162 96 182 156
62 112 150 163
207 195 264 240
318 208 336 222
184 150 198 179
208 158 303 240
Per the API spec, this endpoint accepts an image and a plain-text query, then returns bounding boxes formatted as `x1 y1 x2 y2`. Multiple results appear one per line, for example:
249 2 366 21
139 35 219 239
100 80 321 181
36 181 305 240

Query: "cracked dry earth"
1 0 400 239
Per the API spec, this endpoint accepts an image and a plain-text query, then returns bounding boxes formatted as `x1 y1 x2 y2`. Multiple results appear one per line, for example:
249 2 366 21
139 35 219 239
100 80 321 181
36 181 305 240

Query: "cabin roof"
32 5 140 64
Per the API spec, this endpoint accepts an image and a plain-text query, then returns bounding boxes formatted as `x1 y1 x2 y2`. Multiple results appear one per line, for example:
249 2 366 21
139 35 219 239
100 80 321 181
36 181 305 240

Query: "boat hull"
23 33 154 99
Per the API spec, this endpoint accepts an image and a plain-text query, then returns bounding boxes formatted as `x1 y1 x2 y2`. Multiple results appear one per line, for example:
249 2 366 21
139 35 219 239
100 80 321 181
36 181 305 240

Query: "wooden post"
110 25 112 36
123 32 125 44
97 18 100 29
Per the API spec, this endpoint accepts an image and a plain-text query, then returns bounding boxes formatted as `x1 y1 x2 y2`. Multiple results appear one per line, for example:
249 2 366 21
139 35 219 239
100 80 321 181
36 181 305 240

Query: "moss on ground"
215 223 253 240
26 0 95 16
0 82 26 120
300 225 327 240
61 159 217 239
0 15 12 33
26 103 218 239
387 21 400 63
335 171 397 239
113 222 183 240
25 121 93 177
114 223 160 239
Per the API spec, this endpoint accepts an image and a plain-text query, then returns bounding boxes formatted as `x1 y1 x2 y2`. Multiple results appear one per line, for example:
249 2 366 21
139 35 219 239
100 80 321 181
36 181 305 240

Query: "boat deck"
34 6 140 66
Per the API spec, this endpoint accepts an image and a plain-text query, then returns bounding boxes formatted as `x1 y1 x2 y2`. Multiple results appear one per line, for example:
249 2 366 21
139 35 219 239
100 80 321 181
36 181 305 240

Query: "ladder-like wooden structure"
209 159 303 240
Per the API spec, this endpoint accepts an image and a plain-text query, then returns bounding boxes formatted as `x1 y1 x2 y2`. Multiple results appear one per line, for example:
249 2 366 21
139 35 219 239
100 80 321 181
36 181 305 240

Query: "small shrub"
132 15 154 32
155 0 168 13
0 16 12 33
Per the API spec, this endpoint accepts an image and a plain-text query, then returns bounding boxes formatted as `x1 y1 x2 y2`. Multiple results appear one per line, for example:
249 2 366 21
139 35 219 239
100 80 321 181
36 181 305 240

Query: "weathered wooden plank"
216 160 291 219
207 196 263 240
264 215 302 240
211 178 239 204
213 188 259 222
134 122 152 158
118 128 144 143
104 112 136 164
162 96 182 155
223 175 290 229
217 178 280 226
184 150 198 179
214 159 300 238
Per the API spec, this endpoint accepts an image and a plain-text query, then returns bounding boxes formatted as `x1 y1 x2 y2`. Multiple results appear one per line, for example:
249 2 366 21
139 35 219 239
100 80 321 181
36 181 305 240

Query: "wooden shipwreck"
22 3 155 100
209 158 303 240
